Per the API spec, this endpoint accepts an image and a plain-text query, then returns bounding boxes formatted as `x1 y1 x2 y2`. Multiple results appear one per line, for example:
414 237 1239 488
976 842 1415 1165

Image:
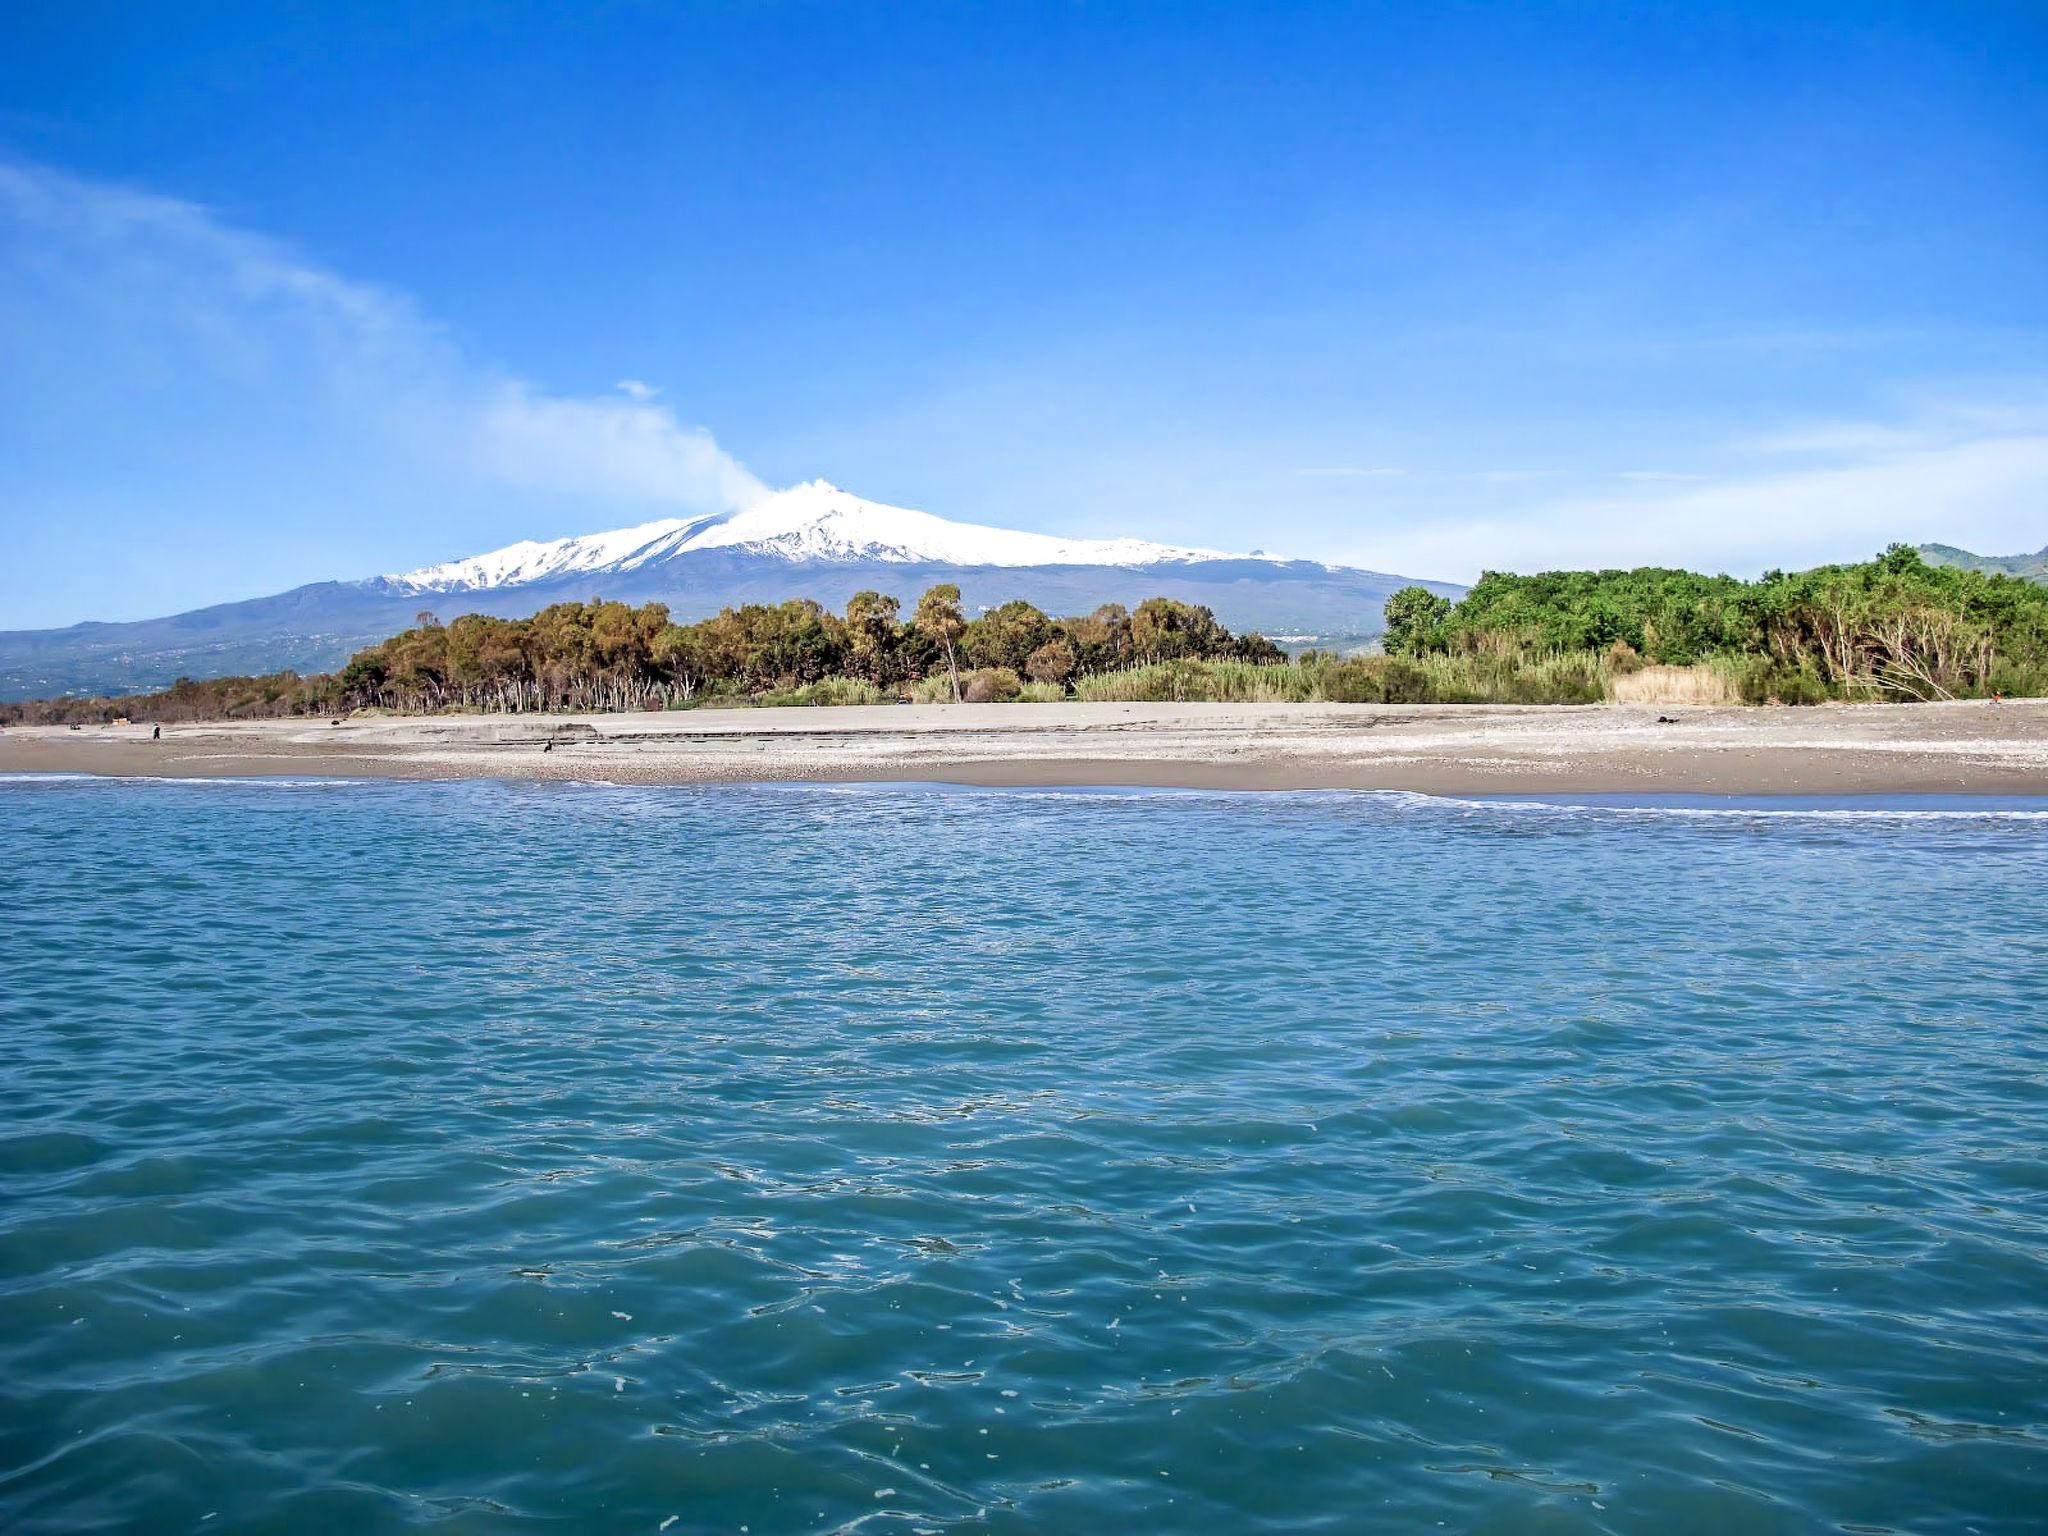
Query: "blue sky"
3 1 2046 627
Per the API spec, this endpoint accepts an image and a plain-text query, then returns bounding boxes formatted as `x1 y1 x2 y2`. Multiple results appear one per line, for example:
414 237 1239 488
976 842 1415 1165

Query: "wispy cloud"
1733 392 2048 460
1732 421 1933 458
1351 417 2048 580
0 161 763 623
1296 466 1406 478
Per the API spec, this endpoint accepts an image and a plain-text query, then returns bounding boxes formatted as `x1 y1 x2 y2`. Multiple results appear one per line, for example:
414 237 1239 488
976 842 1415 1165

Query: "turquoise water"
2 777 2046 1535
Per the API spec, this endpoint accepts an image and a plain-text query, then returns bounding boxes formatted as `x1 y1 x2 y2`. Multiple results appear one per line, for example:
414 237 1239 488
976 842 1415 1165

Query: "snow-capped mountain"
384 481 1282 594
0 482 1458 699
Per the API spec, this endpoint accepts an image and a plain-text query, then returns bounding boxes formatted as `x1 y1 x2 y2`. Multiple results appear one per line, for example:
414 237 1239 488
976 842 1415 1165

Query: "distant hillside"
1918 543 2048 583
0 482 1456 700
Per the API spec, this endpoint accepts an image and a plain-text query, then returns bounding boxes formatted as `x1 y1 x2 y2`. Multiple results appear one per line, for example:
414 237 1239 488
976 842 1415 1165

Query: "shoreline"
5 699 2047 795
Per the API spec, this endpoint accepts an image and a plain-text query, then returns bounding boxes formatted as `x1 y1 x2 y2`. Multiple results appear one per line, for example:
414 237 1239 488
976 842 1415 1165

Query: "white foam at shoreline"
1409 792 2048 821
749 781 2048 820
0 772 371 788
7 771 2046 820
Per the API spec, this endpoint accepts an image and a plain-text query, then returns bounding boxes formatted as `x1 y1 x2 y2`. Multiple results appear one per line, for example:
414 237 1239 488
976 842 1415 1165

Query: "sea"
1 775 2045 1534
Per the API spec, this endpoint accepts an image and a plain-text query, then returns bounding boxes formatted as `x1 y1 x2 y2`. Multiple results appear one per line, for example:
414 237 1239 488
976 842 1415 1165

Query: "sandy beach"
5 699 2047 794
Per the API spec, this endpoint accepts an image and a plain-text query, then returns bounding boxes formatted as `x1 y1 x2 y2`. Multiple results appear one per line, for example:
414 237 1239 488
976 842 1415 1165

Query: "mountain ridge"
382 481 1298 593
1918 541 2048 584
0 485 1454 700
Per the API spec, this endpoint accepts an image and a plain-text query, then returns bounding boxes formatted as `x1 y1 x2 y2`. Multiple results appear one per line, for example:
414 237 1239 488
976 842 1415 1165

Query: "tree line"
333 587 1284 712
1378 545 2048 701
9 549 2046 724
1 587 1284 722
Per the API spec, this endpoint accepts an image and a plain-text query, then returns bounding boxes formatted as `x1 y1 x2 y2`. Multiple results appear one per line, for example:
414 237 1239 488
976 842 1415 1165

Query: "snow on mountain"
384 515 707 594
4 479 1460 699
384 481 1273 594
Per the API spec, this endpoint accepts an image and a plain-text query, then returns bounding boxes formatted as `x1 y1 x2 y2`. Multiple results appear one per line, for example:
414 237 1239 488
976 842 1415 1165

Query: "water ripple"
1 779 2044 1533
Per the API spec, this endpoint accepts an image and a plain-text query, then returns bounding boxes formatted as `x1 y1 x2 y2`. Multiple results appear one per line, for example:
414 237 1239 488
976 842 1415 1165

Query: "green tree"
964 599 1054 672
1380 586 1453 657
844 590 901 683
1879 541 1926 577
1065 603 1131 673
1130 598 1230 663
1025 637 1077 688
915 583 966 701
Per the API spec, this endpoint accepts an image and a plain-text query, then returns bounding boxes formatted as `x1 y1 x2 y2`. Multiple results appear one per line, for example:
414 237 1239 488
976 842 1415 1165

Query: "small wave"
1420 791 2048 822
730 780 2048 820
9 771 2045 820
0 771 375 789
756 779 1307 802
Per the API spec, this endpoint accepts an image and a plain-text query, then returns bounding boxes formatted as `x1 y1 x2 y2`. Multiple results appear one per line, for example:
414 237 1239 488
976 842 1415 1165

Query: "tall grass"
1608 664 1737 706
907 668 1069 703
1073 660 1319 702
750 677 885 708
1071 654 1615 704
578 649 2035 713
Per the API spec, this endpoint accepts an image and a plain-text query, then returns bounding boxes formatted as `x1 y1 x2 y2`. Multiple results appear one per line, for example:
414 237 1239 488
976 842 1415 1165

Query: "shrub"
1725 659 1833 706
960 667 1023 703
754 677 884 707
1025 638 1077 687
